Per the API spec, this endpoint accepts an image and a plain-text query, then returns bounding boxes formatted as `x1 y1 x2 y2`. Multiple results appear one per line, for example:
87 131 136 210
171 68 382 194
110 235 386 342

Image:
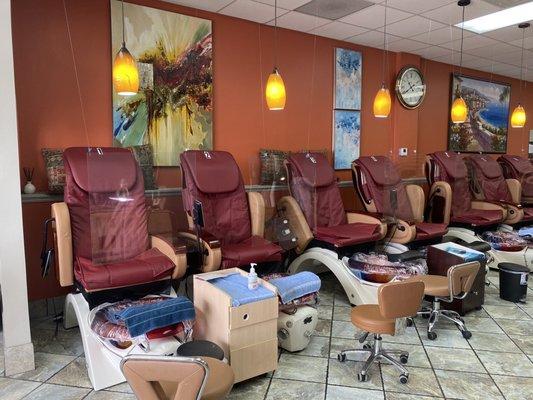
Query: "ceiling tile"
511 36 533 49
386 38 429 52
484 25 533 42
411 26 474 45
446 34 500 51
165 0 235 12
422 0 501 25
252 0 312 9
295 0 376 19
466 42 521 57
267 10 330 31
339 5 412 29
346 30 402 47
309 21 368 40
413 45 454 59
383 15 446 38
428 51 478 64
220 0 287 23
387 0 455 14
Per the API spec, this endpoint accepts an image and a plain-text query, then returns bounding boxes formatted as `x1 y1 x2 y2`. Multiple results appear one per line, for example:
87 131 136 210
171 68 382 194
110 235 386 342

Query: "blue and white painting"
448 74 510 153
335 48 362 110
334 110 360 170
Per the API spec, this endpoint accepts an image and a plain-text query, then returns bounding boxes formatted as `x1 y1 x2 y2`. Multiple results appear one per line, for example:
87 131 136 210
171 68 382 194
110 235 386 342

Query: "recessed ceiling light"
456 1 533 33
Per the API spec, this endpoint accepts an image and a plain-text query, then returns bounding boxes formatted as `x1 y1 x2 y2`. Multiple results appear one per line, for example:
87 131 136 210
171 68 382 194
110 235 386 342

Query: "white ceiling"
168 0 533 82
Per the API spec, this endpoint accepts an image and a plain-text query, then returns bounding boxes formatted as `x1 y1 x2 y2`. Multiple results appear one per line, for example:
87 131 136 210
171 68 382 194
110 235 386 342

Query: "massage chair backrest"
180 150 252 246
427 151 471 215
353 156 414 222
498 155 533 200
285 152 346 230
378 280 424 320
63 147 149 265
466 154 512 203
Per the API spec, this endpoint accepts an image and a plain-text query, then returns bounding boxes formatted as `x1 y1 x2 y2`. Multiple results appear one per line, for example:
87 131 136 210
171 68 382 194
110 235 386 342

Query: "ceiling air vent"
295 0 375 20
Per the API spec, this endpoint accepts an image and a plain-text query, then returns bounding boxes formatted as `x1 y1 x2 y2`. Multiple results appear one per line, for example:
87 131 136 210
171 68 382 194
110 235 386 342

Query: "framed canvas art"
334 48 362 110
111 0 213 166
333 110 361 170
448 74 510 153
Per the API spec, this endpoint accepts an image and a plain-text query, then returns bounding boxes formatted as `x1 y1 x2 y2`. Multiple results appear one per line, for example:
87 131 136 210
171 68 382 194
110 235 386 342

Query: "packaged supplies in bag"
481 230 528 251
348 253 427 284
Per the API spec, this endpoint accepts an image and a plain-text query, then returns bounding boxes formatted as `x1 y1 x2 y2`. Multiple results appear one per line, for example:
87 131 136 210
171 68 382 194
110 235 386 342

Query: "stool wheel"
400 354 409 364
399 374 409 384
363 343 372 350
338 353 346 362
406 318 414 327
357 373 368 382
427 331 437 340
461 330 472 339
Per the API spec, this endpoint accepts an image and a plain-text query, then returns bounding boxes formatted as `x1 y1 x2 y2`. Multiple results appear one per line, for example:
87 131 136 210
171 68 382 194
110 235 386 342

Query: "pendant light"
373 0 391 118
451 0 470 124
265 0 286 110
511 23 529 128
112 0 139 96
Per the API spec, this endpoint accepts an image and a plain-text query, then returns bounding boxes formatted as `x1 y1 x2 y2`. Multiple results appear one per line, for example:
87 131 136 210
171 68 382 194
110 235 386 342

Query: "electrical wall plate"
399 148 408 157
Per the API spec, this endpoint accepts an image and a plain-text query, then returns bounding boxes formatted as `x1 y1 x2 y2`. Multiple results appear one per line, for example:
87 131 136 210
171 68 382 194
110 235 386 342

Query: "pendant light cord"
520 26 525 96
121 0 125 46
382 0 387 85
459 3 465 75
274 0 278 69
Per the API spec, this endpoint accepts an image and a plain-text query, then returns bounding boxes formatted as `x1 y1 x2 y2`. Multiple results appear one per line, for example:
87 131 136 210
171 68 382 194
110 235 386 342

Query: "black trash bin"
498 263 529 303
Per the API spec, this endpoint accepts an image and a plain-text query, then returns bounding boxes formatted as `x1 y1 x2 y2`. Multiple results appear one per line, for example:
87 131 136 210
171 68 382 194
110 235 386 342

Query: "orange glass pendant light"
266 0 286 110
511 23 529 128
373 84 392 118
511 104 526 128
112 0 139 96
266 68 286 110
373 1 391 118
451 0 470 124
451 95 468 124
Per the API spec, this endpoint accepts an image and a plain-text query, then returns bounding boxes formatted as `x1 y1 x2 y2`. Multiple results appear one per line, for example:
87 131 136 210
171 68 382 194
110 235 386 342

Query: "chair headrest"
355 156 401 186
468 155 503 179
180 150 241 194
499 154 533 173
431 151 467 179
63 147 138 193
288 152 335 188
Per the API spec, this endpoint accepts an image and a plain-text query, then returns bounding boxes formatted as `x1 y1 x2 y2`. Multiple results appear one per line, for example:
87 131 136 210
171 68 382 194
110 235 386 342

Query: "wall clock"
395 66 426 109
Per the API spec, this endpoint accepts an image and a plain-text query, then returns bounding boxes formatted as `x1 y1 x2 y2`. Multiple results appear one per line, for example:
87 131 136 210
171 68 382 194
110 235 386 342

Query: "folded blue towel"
110 297 196 338
519 226 533 239
209 273 275 307
268 272 321 304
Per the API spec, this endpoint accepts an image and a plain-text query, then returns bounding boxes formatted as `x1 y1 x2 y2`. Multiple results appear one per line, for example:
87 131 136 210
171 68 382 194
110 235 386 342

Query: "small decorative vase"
24 181 36 194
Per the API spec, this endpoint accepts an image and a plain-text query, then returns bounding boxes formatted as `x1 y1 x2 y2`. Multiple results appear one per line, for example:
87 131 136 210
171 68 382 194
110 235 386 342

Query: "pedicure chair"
50 147 188 390
278 152 388 305
426 151 532 271
498 154 533 206
467 154 533 226
179 150 283 270
352 156 448 250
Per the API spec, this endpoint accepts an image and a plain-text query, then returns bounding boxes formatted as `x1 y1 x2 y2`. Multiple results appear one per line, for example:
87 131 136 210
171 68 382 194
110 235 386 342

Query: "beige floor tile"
23 383 90 400
468 332 521 353
84 391 137 400
328 359 383 391
0 377 41 400
483 305 530 320
273 353 328 383
492 375 533 400
496 319 533 336
477 350 533 377
226 376 270 400
509 334 533 355
435 369 503 400
266 379 325 400
382 365 443 397
293 335 330 358
326 385 384 400
47 357 91 388
426 346 485 373
12 352 75 382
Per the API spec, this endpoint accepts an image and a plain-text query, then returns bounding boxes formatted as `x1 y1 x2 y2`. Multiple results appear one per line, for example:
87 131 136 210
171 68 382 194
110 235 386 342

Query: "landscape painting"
334 110 360 170
111 0 212 166
335 48 362 110
448 74 510 153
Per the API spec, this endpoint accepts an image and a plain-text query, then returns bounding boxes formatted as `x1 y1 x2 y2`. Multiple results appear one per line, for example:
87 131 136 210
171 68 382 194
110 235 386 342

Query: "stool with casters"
337 280 425 384
409 261 480 340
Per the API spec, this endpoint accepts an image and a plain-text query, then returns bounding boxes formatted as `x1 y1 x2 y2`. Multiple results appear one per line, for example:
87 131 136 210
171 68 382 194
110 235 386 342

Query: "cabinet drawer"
229 319 277 349
229 297 278 329
230 339 278 383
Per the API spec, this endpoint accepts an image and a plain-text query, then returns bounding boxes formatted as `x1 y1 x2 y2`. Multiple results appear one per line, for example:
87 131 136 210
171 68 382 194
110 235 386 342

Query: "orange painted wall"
11 0 532 299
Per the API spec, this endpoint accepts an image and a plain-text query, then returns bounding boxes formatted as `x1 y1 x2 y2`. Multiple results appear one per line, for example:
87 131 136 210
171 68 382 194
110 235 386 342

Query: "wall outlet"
399 148 408 157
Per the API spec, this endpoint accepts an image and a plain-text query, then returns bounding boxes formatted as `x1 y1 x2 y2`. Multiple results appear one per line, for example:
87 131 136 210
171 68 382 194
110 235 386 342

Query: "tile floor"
0 269 532 400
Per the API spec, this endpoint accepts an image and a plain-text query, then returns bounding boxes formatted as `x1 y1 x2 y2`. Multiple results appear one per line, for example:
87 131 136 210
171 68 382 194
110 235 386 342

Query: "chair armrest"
176 231 221 272
150 235 188 279
247 192 266 237
428 181 452 225
51 202 73 287
277 196 313 254
406 184 425 223
471 200 507 213
505 179 522 204
345 211 387 240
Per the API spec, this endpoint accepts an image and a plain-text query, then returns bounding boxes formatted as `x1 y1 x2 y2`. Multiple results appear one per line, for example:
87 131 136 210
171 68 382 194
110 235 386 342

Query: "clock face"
396 67 426 109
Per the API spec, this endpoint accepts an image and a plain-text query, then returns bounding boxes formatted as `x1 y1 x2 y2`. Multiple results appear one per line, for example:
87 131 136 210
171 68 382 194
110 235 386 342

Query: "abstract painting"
334 48 362 110
111 0 212 166
448 74 510 153
333 110 360 170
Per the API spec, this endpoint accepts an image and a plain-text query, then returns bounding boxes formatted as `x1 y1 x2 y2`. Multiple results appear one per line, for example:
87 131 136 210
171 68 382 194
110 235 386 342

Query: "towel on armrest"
267 272 321 304
209 273 276 307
